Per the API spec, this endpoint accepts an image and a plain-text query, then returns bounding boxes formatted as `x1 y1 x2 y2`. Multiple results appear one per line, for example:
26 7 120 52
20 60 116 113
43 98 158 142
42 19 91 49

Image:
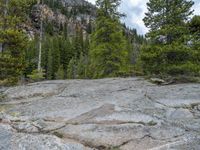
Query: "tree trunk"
37 0 43 71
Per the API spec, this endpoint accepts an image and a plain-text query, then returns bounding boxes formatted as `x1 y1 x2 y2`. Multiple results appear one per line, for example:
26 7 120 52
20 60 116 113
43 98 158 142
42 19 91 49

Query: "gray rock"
167 108 193 119
12 134 92 150
13 122 39 133
0 78 200 149
0 125 13 150
197 105 200 111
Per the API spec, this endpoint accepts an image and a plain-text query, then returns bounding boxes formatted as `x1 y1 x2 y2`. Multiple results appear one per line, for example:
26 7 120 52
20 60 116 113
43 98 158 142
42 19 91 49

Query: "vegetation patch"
108 146 120 150
53 131 64 138
0 92 7 102
0 104 13 113
147 121 157 126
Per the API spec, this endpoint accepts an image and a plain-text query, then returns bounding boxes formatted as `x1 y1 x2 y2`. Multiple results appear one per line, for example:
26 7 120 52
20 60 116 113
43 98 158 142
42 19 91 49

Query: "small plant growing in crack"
10 112 20 117
0 92 7 101
0 104 13 113
147 120 157 126
53 131 64 138
109 146 120 150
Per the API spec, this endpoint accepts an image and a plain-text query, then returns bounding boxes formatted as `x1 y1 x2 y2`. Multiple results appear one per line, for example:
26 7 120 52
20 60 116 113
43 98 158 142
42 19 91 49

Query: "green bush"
27 69 45 82
0 92 7 101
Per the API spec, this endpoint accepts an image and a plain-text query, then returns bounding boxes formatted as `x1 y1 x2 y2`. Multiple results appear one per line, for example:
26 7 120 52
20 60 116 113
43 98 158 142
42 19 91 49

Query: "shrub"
27 69 45 82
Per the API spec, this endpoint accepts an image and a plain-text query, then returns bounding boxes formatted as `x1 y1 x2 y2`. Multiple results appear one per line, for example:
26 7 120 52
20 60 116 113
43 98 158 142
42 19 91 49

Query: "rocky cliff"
24 0 95 39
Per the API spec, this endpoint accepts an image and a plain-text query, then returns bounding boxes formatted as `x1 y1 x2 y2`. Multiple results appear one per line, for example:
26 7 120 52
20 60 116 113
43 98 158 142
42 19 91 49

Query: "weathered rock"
166 108 193 119
120 136 167 150
57 123 149 148
12 134 92 150
149 125 185 140
0 78 200 149
0 124 13 150
12 122 39 133
0 124 93 150
196 104 200 111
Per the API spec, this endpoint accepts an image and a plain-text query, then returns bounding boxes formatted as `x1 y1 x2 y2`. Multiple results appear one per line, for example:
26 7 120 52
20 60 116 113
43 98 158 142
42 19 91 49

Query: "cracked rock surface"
0 77 200 150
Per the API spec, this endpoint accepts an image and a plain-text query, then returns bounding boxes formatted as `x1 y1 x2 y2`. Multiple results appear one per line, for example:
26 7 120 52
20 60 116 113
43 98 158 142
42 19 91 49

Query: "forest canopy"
0 0 199 85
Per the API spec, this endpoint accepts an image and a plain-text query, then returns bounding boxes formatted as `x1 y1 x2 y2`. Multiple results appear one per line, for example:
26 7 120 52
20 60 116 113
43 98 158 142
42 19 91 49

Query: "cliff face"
27 0 95 38
60 0 95 7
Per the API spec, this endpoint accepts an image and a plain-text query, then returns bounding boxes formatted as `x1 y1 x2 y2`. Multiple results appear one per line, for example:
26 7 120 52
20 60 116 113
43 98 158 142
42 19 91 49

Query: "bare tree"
37 0 43 71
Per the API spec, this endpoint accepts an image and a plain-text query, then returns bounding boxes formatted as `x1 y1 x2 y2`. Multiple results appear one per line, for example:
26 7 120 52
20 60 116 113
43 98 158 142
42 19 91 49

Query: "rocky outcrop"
0 78 200 149
24 0 96 39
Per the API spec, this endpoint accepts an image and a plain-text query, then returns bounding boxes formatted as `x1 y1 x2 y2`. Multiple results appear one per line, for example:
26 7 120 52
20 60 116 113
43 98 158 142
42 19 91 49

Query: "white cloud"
86 0 200 35
120 0 148 34
194 1 200 15
86 0 95 4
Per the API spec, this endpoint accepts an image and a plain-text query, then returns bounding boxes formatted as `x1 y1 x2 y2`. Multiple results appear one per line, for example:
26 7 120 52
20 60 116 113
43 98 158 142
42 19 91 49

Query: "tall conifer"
89 0 128 78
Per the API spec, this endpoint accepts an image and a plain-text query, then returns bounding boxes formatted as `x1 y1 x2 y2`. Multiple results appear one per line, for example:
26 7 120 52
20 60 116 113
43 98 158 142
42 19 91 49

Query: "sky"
86 0 200 35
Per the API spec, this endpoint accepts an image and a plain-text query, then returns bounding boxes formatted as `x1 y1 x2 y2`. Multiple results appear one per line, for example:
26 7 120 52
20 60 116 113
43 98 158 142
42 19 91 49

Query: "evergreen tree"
0 0 33 85
83 34 90 56
89 0 128 78
143 0 194 44
51 37 60 79
67 57 78 79
139 0 200 77
188 15 200 67
25 38 38 77
189 15 200 46
59 36 73 78
41 35 50 78
72 25 84 58
47 47 53 79
77 53 88 79
56 65 64 79
189 15 200 34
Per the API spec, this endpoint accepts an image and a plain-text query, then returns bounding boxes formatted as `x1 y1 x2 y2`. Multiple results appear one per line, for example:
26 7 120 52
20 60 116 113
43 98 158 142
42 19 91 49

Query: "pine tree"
56 65 64 79
188 15 200 66
47 47 53 79
51 37 60 79
89 0 128 78
139 0 200 77
59 36 73 78
25 38 38 77
77 53 88 79
72 25 84 58
41 35 50 78
189 15 200 45
67 57 78 79
0 0 33 85
143 0 194 44
83 34 90 56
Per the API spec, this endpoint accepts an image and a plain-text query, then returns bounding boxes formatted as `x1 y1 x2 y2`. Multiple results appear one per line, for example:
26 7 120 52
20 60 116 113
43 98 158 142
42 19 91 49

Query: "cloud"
194 0 200 15
119 0 148 35
86 0 95 4
86 0 200 35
